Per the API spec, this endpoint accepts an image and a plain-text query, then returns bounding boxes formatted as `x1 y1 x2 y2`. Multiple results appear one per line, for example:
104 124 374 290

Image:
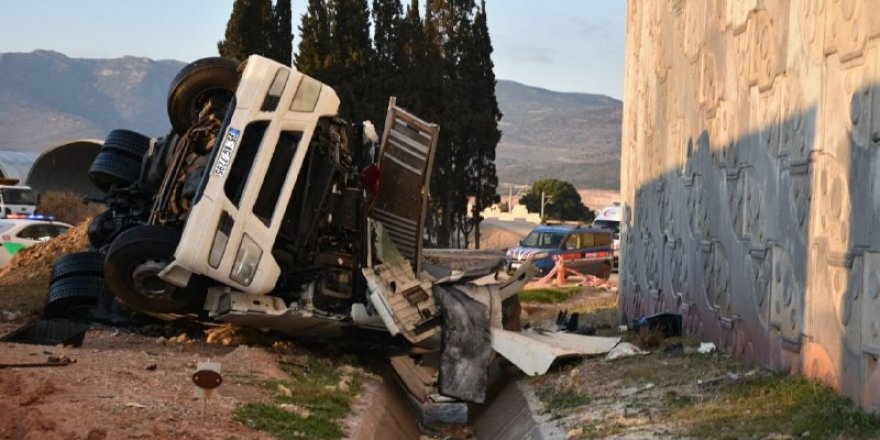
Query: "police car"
506 223 614 279
0 215 72 268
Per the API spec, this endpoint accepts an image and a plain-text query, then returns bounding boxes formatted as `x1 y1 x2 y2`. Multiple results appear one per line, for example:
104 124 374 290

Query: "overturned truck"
45 55 616 417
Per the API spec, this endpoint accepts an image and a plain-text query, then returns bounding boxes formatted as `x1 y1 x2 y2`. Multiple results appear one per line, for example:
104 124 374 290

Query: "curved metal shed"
0 151 39 182
26 139 102 196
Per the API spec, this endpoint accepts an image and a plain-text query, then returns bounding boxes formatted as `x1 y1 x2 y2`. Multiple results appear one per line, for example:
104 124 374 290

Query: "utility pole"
541 191 553 219
508 183 514 212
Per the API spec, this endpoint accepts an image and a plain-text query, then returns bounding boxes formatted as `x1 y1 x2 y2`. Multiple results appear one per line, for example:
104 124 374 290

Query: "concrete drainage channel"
348 374 561 440
472 380 563 439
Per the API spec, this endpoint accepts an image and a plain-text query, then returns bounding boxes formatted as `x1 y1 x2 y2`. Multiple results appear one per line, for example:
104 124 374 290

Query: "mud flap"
433 284 492 403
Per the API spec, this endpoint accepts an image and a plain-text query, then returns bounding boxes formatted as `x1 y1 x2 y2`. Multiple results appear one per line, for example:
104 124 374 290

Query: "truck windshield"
521 230 566 249
1 188 37 205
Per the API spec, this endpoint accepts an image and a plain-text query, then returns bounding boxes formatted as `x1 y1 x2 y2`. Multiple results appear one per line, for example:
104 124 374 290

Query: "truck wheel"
167 57 239 135
43 275 103 320
102 129 151 160
51 251 104 284
104 225 201 314
599 262 612 280
88 150 142 193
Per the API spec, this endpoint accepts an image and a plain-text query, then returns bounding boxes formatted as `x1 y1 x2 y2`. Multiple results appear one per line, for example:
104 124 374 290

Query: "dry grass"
37 191 103 225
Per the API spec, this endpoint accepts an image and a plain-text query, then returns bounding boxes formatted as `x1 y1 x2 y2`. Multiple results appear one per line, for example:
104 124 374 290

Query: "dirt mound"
0 219 91 313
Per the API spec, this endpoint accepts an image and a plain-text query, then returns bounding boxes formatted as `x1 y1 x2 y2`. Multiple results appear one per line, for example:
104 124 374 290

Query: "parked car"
506 223 614 279
0 215 72 267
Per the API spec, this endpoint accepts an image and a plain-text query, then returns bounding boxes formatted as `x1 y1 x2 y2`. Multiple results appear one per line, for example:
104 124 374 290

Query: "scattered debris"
698 342 717 354
605 342 650 361
663 342 684 357
0 355 75 369
276 384 293 397
697 371 740 388
631 312 683 337
279 403 311 418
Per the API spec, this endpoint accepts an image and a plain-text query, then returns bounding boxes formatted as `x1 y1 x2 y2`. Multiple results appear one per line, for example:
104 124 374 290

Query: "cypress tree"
295 0 333 80
464 0 501 248
218 0 274 61
425 0 477 247
271 0 293 65
327 0 374 122
370 0 404 127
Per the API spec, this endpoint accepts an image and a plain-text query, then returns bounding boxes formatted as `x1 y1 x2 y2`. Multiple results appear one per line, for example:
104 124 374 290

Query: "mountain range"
0 50 621 190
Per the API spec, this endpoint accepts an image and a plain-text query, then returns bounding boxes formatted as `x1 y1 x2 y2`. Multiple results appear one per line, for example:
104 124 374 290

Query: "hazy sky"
0 0 626 98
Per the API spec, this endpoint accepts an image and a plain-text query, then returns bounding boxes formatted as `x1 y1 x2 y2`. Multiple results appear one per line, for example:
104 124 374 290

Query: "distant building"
0 141 102 197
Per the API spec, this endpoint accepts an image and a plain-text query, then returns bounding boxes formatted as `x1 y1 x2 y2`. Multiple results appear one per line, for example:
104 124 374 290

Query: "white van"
592 202 621 267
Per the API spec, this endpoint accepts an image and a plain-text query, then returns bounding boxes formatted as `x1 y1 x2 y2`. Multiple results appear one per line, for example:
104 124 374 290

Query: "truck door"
368 98 440 273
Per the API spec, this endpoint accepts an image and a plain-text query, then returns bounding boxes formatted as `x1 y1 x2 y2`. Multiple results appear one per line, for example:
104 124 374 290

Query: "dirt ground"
2 228 876 440
0 323 285 439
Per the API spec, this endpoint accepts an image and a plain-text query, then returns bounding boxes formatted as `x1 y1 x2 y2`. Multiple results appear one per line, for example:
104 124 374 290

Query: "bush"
37 191 103 225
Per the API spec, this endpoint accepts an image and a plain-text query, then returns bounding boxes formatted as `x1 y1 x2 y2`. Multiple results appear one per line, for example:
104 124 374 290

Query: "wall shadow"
622 84 880 408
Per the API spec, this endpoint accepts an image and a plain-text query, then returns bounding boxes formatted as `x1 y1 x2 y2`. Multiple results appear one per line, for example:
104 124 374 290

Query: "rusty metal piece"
0 355 75 369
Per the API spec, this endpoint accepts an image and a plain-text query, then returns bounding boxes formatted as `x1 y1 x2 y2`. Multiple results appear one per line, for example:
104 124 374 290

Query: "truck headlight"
531 251 549 260
230 234 262 286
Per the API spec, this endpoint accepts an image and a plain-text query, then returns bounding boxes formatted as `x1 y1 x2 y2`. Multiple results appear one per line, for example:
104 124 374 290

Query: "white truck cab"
159 57 343 294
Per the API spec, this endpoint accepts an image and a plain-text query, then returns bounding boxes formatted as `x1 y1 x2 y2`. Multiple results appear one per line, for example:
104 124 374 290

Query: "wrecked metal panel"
370 97 440 273
421 249 509 273
434 284 492 403
492 329 620 376
499 260 539 301
204 288 347 338
362 260 441 343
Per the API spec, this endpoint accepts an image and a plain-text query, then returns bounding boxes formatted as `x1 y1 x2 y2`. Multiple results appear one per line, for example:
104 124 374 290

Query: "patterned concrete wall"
620 1 880 409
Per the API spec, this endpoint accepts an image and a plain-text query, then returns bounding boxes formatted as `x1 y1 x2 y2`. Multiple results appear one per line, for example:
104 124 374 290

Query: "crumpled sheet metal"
492 329 621 376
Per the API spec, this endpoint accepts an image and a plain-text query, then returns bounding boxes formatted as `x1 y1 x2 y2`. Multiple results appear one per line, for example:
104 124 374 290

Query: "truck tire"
43 275 103 320
102 129 151 160
50 251 104 284
88 149 142 193
104 225 203 314
167 57 239 135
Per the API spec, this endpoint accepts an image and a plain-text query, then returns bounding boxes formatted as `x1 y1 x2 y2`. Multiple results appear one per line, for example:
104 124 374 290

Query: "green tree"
270 0 293 65
424 0 477 247
295 0 333 79
369 0 405 128
219 0 293 65
519 179 595 222
462 0 500 248
326 0 373 122
218 0 274 61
